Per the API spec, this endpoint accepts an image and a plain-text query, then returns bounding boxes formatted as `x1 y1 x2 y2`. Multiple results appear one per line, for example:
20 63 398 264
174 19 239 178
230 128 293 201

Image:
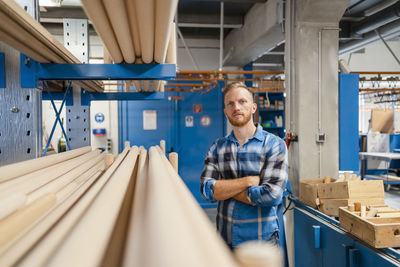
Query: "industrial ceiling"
38 0 400 71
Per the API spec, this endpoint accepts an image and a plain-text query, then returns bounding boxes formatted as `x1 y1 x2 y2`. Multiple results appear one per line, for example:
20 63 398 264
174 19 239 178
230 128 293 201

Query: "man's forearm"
233 190 252 205
213 176 259 201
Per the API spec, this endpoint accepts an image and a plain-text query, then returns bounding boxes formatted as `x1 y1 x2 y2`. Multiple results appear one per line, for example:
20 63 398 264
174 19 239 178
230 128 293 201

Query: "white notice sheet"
143 110 157 130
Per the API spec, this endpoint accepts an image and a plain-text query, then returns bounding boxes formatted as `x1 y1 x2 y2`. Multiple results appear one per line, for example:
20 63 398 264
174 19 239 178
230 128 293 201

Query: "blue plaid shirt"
200 124 288 247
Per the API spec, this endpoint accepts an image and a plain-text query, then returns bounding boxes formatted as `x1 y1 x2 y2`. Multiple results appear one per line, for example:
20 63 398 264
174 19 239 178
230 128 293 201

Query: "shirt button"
233 223 237 227
234 208 238 211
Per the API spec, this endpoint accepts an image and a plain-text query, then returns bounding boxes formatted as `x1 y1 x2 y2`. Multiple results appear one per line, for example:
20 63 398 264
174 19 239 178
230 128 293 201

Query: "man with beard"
200 81 288 249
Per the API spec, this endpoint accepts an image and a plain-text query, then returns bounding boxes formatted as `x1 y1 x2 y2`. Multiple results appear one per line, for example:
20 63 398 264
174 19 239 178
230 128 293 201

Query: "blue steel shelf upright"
257 92 285 138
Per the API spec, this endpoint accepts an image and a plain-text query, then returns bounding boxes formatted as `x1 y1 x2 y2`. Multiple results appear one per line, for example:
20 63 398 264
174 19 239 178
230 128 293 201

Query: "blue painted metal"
243 63 253 88
313 225 321 249
349 248 360 267
0 52 5 88
118 86 225 207
295 204 400 267
36 63 176 80
339 73 359 171
20 54 38 88
43 81 72 155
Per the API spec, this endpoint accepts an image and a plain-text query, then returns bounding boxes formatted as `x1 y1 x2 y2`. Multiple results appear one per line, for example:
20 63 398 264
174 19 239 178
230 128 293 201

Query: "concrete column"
284 1 349 266
285 0 349 193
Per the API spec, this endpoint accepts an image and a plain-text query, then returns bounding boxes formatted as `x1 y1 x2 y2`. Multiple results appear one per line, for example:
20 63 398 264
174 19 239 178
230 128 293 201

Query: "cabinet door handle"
349 248 359 267
312 225 321 248
343 244 352 267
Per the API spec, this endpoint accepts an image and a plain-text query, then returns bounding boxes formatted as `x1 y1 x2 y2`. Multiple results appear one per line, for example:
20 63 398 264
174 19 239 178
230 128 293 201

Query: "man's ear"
252 102 257 114
223 108 227 116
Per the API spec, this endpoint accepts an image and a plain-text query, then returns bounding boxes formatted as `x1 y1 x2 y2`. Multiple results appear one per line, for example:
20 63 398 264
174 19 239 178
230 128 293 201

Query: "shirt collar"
227 123 264 143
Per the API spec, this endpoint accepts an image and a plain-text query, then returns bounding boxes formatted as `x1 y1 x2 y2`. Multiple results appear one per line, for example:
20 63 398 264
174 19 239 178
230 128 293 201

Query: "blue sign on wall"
95 112 105 123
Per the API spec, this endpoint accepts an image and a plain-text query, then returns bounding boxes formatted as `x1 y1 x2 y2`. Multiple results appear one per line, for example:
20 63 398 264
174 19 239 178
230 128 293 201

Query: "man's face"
224 87 257 127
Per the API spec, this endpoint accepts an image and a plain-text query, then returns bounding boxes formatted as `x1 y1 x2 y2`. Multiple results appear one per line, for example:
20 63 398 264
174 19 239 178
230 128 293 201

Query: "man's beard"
227 112 252 127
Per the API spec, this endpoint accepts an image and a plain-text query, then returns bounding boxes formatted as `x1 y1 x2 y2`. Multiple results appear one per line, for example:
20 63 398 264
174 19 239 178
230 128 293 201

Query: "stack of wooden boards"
82 0 178 91
0 0 102 92
0 145 238 267
299 174 385 216
340 204 400 248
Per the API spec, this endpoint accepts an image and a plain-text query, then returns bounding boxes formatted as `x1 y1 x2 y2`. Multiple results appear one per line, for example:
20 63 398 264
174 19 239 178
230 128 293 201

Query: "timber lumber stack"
83 0 178 92
0 145 238 267
0 0 102 92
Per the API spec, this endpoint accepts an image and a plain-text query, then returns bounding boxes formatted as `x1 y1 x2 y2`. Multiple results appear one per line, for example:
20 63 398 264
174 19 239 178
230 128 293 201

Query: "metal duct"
353 2 400 35
340 19 400 55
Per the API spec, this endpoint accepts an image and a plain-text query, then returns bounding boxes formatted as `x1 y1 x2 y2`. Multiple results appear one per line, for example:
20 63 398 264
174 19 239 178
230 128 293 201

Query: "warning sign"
193 104 202 113
200 115 211 127
185 116 194 127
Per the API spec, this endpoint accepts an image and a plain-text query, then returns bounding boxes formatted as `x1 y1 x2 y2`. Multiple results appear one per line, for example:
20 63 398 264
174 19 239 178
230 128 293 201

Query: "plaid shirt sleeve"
247 137 288 207
200 141 220 202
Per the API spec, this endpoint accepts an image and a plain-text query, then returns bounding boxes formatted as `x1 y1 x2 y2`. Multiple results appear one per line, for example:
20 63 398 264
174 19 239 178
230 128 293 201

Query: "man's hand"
213 175 260 201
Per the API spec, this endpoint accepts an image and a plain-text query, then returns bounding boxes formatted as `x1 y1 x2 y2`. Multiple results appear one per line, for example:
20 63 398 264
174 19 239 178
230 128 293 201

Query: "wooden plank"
122 149 148 267
26 154 105 204
0 192 26 220
154 0 178 63
0 193 56 249
45 147 139 267
0 146 91 183
17 147 130 266
168 152 178 172
81 0 123 63
154 146 238 267
0 150 100 196
0 167 104 266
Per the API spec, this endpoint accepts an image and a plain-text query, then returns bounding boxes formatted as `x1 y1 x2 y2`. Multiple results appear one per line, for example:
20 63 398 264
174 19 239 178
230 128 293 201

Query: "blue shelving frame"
18 54 176 155
257 92 285 138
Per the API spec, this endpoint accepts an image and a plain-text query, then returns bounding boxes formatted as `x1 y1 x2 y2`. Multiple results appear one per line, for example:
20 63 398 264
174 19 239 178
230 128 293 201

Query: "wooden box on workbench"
318 180 385 216
319 198 385 217
317 180 384 199
298 178 325 209
339 205 400 248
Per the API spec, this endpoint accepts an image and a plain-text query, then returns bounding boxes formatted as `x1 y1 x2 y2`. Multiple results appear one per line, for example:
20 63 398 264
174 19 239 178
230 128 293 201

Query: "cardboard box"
339 205 400 248
371 108 393 133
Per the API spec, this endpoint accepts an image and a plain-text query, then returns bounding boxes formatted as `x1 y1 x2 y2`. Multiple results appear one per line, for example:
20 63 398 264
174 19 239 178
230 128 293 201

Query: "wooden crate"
318 180 384 199
299 178 325 208
339 205 400 248
320 198 385 217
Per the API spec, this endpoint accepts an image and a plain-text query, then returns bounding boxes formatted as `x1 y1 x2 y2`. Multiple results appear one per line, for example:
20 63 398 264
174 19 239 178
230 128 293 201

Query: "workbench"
359 152 400 189
294 201 400 267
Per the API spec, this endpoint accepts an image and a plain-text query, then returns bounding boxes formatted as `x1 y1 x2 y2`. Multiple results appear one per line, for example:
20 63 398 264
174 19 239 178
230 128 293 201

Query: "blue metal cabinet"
295 206 400 267
118 88 224 207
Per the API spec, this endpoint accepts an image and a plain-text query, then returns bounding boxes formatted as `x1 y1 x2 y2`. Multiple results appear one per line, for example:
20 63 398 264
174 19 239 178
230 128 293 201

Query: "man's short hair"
223 82 253 101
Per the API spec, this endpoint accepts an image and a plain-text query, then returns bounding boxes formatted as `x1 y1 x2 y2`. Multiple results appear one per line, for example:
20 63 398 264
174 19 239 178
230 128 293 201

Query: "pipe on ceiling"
363 0 399 17
353 2 400 35
340 19 400 55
